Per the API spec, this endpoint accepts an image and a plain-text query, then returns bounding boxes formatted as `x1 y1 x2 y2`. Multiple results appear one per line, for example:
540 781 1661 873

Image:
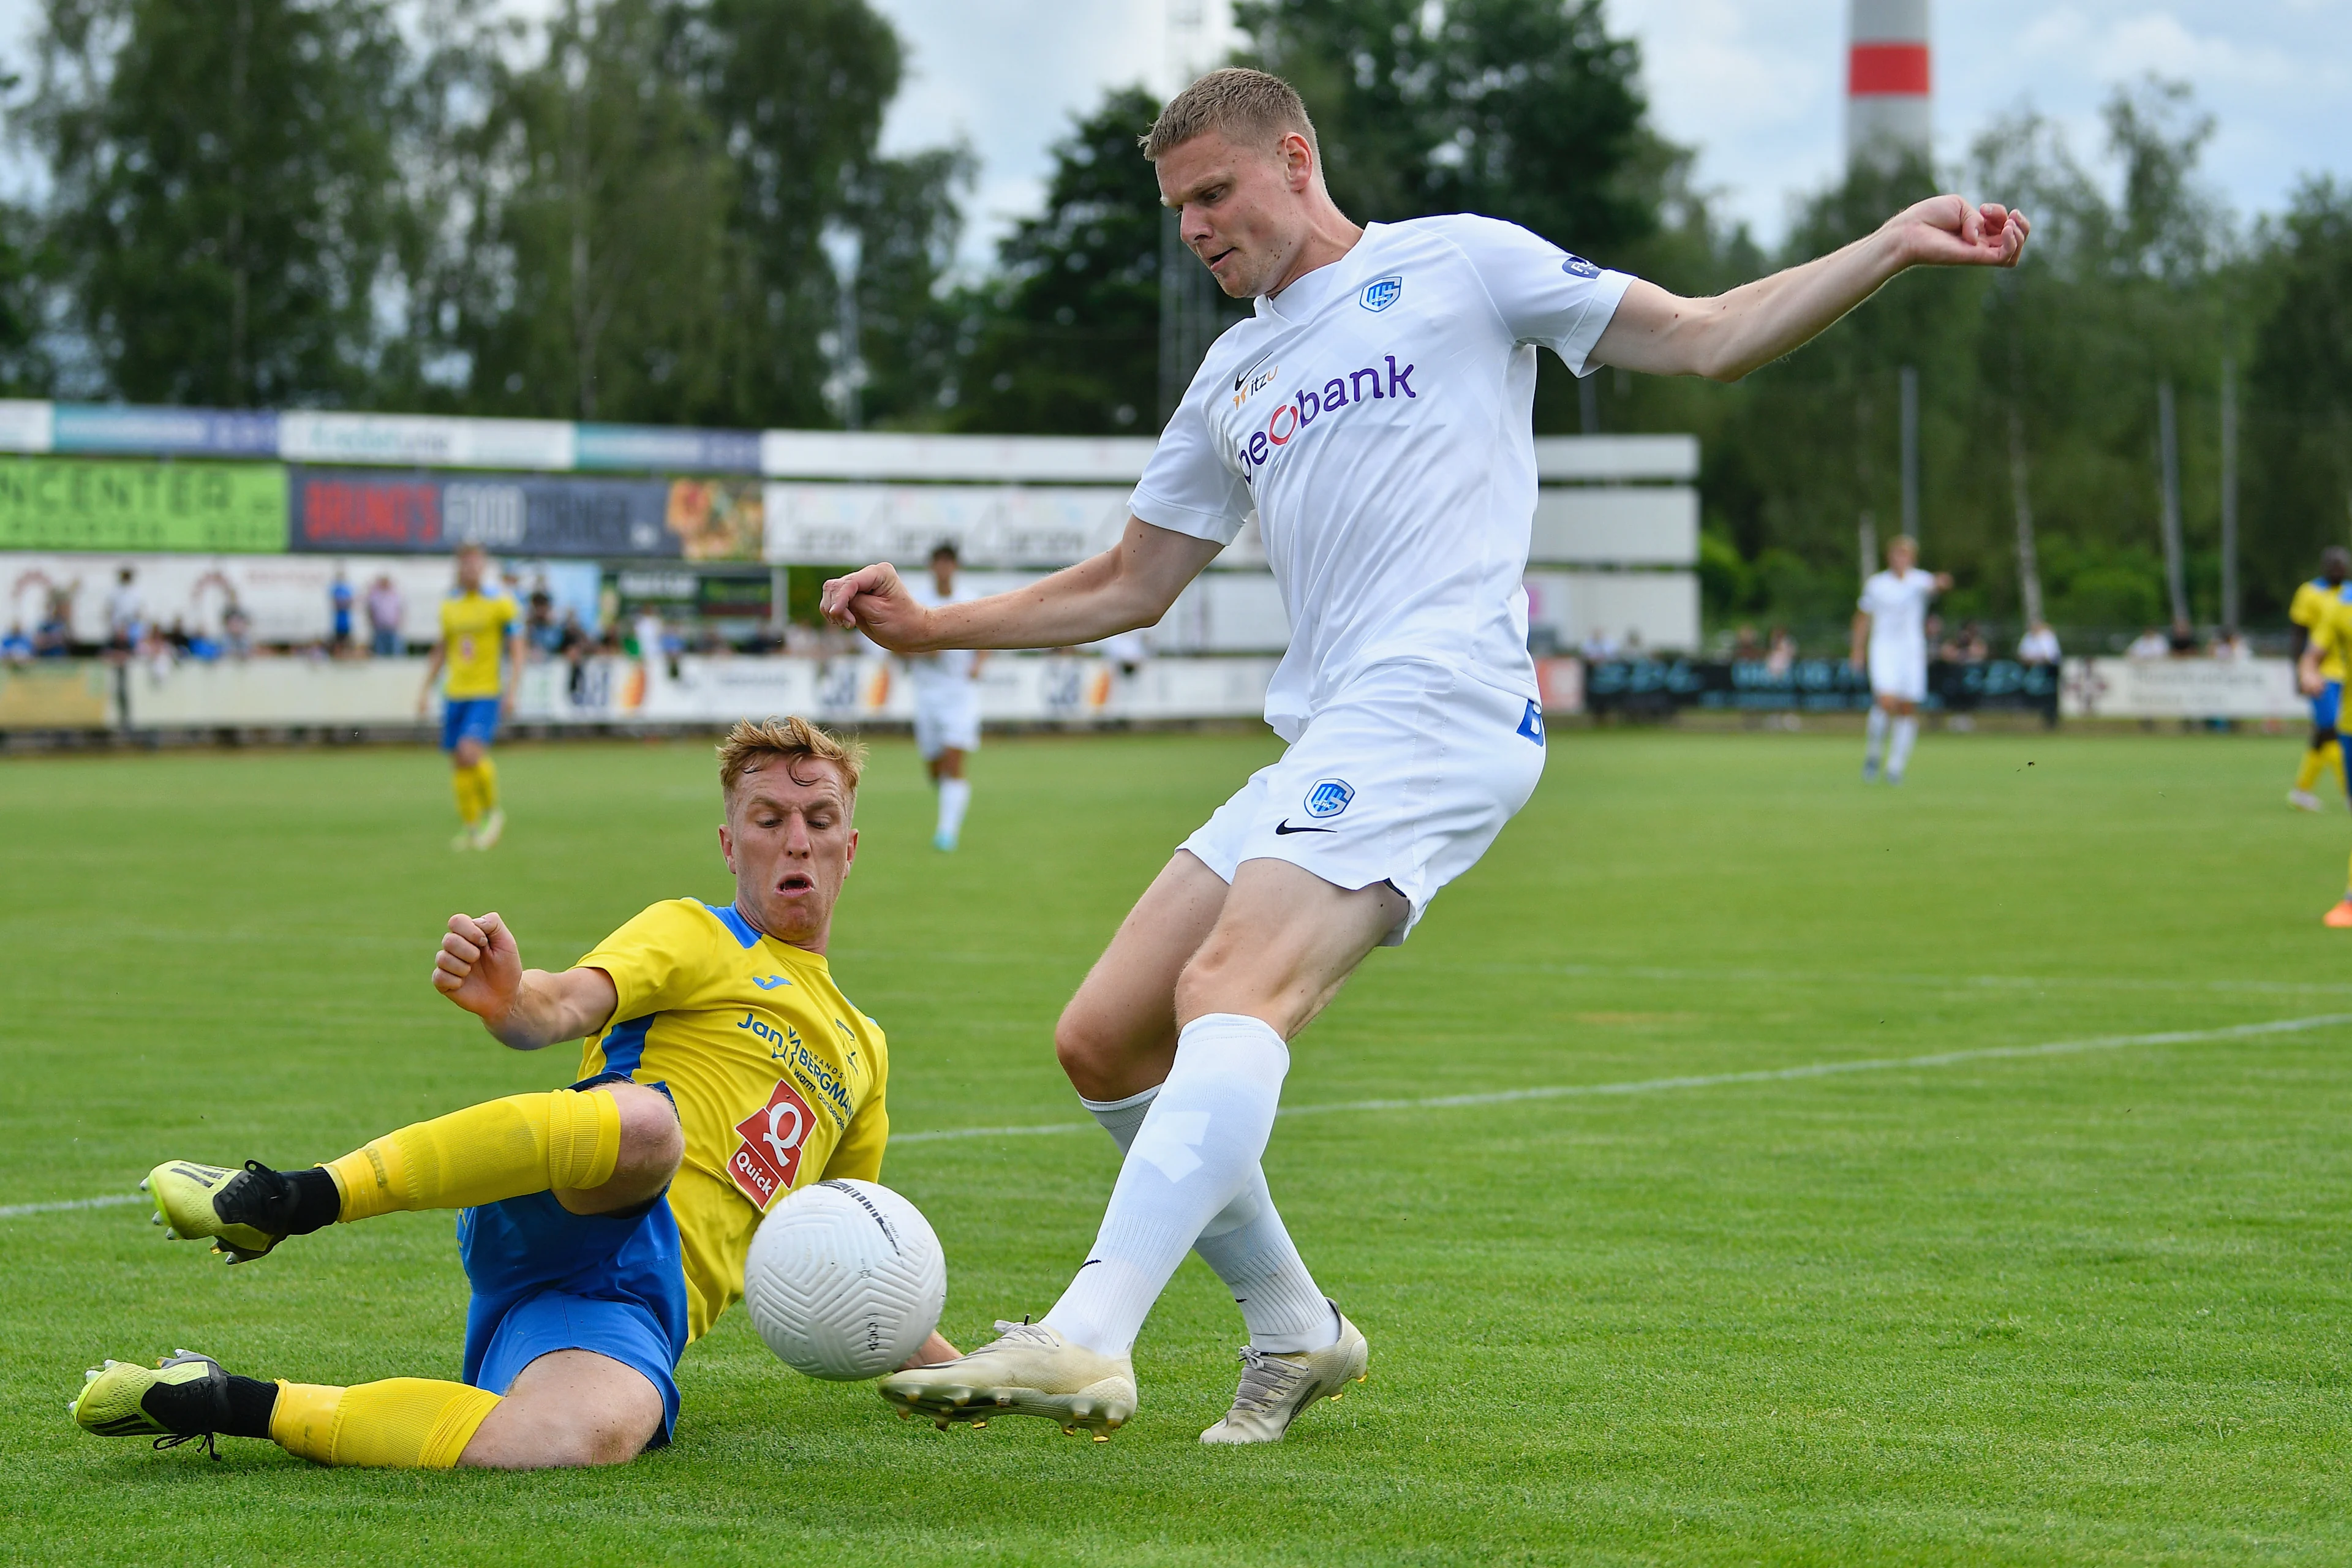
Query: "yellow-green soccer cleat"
143 1160 299 1264
1199 1306 1370 1444
70 1350 234 1455
878 1320 1136 1439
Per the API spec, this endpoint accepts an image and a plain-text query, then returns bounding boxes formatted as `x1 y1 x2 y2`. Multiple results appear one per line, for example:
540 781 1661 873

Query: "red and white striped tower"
1847 0 1932 170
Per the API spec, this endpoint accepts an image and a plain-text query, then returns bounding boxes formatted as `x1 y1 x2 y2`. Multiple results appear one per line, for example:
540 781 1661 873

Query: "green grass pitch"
8 725 2352 1565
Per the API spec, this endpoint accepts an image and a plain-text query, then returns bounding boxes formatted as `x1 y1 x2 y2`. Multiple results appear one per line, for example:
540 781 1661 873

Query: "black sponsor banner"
288 467 679 557
1584 658 2059 719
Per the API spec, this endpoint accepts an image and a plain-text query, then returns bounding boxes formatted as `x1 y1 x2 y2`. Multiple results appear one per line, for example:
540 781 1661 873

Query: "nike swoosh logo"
1274 820 1336 835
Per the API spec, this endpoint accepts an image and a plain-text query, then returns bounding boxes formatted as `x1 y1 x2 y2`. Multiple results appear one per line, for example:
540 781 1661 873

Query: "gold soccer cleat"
878 1320 1136 1438
1199 1306 1369 1445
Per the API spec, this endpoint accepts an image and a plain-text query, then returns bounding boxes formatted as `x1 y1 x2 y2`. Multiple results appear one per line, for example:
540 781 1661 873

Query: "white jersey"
1131 215 1632 742
1859 568 1938 666
906 578 980 688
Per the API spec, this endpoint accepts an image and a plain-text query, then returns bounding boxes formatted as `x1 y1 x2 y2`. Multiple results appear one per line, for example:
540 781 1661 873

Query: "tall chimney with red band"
1847 0 1931 170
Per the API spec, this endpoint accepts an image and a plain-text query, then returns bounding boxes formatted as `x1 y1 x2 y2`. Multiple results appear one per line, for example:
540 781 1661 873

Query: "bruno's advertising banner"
289 469 766 560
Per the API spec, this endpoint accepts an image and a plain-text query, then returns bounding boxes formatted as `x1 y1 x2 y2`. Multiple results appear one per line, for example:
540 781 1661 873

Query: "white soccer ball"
742 1178 947 1381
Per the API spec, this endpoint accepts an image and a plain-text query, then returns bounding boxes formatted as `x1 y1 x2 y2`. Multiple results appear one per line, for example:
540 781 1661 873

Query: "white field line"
889 1012 2352 1145
9 1014 2350 1214
0 1193 146 1219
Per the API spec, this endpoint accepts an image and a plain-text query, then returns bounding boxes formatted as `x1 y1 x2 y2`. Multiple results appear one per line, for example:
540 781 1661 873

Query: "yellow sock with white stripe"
323 1087 622 1221
270 1378 500 1468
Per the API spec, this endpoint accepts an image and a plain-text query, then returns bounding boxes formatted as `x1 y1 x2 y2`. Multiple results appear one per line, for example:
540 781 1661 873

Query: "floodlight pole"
2220 358 2239 634
2158 380 2188 630
1899 364 1920 545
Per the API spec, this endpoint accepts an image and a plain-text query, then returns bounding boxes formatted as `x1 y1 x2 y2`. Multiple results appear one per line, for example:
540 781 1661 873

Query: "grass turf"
6 725 2352 1565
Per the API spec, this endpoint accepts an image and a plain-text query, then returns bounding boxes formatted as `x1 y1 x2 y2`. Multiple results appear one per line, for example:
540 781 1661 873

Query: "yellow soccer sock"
323 1087 622 1221
2328 739 2344 793
271 1378 501 1469
451 766 483 826
473 755 499 813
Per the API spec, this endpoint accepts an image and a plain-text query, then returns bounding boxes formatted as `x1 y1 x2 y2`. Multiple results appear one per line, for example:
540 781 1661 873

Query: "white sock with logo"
1081 1085 1337 1354
937 777 971 840
1864 705 1889 771
1889 715 1918 780
1044 1014 1289 1358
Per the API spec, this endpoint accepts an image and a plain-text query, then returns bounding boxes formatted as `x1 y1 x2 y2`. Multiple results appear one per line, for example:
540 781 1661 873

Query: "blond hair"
1141 67 1319 162
716 716 865 802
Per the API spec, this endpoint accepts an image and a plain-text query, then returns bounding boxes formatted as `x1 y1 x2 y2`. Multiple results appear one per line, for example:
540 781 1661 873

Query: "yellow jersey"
438 589 516 699
576 898 890 1341
2292 579 2349 682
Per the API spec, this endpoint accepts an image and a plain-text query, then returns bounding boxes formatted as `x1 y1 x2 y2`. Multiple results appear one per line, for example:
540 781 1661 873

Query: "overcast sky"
0 0 2343 271
862 0 2352 269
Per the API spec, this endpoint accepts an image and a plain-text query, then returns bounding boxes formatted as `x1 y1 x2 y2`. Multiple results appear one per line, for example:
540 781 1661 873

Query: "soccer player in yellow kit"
72 717 952 1468
2298 600 2352 927
418 543 518 849
2288 548 2351 811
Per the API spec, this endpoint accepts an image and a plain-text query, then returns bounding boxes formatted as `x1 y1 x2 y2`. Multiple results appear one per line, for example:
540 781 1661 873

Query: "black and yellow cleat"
143 1159 334 1265
70 1350 235 1456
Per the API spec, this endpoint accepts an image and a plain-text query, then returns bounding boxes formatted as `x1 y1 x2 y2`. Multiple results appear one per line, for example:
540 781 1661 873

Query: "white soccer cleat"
1199 1306 1368 1445
2289 789 2324 813
474 808 506 850
876 1320 1134 1439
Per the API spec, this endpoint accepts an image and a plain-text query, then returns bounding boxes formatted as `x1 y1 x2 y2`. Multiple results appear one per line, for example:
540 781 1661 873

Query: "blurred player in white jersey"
1851 536 1952 785
821 68 2029 1444
905 543 982 851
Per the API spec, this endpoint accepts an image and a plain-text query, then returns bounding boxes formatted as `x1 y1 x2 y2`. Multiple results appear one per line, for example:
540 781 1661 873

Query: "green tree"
943 86 1170 435
2245 178 2352 600
29 0 420 405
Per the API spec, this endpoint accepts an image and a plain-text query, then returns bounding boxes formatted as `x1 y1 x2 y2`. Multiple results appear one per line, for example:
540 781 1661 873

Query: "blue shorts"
441 697 502 752
458 1185 692 1446
2315 682 2343 734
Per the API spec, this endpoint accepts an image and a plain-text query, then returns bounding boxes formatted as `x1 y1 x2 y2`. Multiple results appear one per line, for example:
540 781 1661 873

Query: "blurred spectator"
2016 621 2061 665
1765 625 1796 677
2 623 29 662
526 590 563 660
137 621 175 680
1731 624 1763 663
1578 627 1619 662
328 568 355 654
34 591 73 657
1621 628 1645 658
106 567 141 657
1940 620 1989 663
2209 628 2249 662
222 600 254 658
2126 627 2171 658
365 574 404 656
2168 616 2198 655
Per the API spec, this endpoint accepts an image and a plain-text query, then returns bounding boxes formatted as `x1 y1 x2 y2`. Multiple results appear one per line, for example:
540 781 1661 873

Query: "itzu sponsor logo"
1235 355 1416 476
1303 777 1355 819
1360 275 1403 312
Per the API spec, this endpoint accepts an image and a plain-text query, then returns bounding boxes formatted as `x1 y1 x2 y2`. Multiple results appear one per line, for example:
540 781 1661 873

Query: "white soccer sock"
1864 705 1889 769
1081 1087 1337 1354
1045 1014 1289 1357
1888 715 1918 779
936 777 971 839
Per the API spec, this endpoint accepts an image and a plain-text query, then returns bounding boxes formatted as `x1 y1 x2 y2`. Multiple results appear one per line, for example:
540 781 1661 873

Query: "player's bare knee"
608 1084 683 1183
1054 1007 1128 1097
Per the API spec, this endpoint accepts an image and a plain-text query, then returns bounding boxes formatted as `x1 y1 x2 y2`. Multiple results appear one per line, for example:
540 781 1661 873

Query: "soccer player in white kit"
906 542 983 850
820 69 2029 1443
1851 535 1953 785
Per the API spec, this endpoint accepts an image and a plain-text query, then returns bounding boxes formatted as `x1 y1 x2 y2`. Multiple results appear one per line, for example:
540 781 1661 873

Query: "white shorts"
1179 660 1547 946
913 684 980 760
1868 649 1926 703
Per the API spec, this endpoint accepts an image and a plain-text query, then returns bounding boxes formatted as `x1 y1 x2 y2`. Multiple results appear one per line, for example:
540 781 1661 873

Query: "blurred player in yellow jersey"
418 543 519 849
2286 548 2350 811
2295 598 2352 925
71 718 954 1469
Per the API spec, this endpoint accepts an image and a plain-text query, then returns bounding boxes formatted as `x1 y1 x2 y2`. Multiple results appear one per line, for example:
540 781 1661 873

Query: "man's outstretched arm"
1594 195 2030 384
820 516 1223 654
434 911 618 1050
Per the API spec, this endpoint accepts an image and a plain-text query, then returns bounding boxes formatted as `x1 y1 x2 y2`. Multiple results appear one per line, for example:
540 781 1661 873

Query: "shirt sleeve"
577 900 717 1023
820 1027 889 1183
1436 214 1635 376
1128 361 1252 546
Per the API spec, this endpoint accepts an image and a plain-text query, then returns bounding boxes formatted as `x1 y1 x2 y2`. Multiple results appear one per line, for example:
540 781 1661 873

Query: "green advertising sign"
0 458 288 552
